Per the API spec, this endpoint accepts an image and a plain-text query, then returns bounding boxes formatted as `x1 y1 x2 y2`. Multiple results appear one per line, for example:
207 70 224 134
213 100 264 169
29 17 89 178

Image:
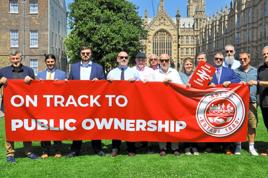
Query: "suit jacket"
212 66 240 84
37 69 66 80
68 61 105 80
0 65 35 80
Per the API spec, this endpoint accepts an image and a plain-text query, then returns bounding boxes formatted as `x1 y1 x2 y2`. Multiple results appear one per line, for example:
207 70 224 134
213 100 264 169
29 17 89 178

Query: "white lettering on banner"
105 95 128 107
11 118 187 132
42 95 102 107
11 119 77 131
11 95 37 107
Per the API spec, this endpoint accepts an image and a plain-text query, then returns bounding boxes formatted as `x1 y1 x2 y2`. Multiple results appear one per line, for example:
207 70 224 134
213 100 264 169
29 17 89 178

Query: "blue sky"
66 0 232 17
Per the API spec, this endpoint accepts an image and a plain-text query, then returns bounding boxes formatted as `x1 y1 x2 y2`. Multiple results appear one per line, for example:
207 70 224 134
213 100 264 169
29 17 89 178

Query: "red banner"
4 80 249 142
189 61 216 89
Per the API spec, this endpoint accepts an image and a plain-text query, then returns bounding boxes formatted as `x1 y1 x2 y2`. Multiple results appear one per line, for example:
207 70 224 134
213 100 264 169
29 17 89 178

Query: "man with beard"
107 51 140 157
223 44 240 70
148 54 159 70
67 46 105 157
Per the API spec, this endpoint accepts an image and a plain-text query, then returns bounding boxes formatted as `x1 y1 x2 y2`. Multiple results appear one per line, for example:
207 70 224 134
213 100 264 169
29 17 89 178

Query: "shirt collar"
46 68 56 72
80 61 92 68
159 67 172 74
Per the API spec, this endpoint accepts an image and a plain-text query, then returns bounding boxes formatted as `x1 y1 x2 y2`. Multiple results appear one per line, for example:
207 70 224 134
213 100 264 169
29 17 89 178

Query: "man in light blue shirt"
107 51 139 157
235 52 258 156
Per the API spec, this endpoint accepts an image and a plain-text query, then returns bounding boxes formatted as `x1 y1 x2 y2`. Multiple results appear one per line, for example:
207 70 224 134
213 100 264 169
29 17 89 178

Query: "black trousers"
112 140 136 153
71 140 102 154
41 141 62 153
261 107 268 130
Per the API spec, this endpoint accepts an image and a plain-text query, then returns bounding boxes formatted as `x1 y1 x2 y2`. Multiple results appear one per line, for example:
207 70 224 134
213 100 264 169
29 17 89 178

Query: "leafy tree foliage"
65 0 147 70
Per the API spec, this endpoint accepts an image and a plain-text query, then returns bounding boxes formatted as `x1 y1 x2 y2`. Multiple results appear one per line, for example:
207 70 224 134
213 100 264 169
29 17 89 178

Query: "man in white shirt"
132 52 155 82
154 54 183 84
154 53 183 156
223 44 241 70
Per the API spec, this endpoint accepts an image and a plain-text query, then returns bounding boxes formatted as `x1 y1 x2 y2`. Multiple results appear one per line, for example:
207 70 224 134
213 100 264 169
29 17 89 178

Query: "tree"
65 0 147 70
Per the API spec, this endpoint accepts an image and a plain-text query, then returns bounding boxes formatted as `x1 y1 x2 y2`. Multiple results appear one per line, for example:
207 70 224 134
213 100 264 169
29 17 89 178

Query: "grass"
0 112 268 178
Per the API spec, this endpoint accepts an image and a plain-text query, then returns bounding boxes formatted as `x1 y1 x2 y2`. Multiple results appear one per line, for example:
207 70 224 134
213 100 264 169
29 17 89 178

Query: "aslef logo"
196 90 245 137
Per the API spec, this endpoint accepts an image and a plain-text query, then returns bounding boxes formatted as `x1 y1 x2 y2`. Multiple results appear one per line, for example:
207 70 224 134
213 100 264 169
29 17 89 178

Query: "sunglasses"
160 59 169 63
225 50 233 53
214 58 223 61
150 58 158 61
119 56 128 59
239 58 248 61
81 52 91 56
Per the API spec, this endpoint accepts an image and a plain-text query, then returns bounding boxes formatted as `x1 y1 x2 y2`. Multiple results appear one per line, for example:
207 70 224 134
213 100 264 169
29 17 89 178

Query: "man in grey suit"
37 54 66 159
67 46 105 157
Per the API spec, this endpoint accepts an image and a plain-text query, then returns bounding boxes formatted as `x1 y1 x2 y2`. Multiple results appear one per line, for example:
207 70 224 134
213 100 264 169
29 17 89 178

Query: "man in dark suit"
210 51 241 155
211 52 240 87
67 46 105 157
37 54 66 159
0 50 38 163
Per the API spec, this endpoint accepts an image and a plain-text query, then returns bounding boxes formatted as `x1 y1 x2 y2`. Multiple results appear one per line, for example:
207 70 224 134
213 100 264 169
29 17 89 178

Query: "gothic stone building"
143 0 206 69
197 0 268 66
0 0 67 74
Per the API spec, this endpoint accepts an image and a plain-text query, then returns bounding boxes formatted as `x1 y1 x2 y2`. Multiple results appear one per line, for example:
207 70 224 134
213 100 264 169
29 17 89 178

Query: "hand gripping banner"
3 80 249 142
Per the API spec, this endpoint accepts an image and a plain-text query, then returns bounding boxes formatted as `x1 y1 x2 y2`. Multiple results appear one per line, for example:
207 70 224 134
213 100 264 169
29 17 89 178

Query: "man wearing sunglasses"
223 44 240 70
211 52 241 155
107 51 140 157
67 46 105 157
154 53 183 156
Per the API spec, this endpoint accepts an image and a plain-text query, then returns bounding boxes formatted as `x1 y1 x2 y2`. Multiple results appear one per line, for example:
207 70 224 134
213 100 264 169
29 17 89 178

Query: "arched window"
153 30 172 57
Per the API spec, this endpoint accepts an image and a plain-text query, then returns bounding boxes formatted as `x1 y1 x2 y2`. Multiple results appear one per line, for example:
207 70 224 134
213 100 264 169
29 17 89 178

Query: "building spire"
159 0 164 11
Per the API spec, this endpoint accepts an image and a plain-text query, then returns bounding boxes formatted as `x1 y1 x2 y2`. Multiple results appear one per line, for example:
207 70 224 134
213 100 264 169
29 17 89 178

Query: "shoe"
160 150 166 156
7 156 16 163
205 147 212 153
111 148 119 157
192 147 199 156
41 153 49 159
249 148 259 156
173 150 180 156
54 153 62 158
185 148 192 155
128 152 136 156
27 153 39 160
66 151 79 158
234 147 241 155
260 152 268 156
226 149 233 155
97 150 105 156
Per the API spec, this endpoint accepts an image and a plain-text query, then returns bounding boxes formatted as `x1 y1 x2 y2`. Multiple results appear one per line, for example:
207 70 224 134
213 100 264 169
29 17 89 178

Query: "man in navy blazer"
37 54 66 159
67 46 105 157
211 52 240 87
37 54 66 80
210 51 241 155
0 50 38 163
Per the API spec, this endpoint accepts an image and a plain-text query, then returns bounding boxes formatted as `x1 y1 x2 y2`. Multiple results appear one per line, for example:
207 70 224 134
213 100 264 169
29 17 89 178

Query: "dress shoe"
7 156 16 163
66 151 79 158
160 150 166 156
41 153 49 159
111 148 119 157
225 149 233 155
97 150 105 156
27 153 39 160
173 150 180 156
128 152 136 156
54 153 62 158
192 147 200 156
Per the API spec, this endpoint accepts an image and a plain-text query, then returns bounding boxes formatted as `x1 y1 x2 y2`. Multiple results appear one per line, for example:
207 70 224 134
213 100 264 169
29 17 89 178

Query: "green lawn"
0 114 268 178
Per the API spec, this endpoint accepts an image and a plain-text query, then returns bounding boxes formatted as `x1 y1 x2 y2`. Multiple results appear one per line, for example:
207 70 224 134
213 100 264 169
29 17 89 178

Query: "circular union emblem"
196 90 245 137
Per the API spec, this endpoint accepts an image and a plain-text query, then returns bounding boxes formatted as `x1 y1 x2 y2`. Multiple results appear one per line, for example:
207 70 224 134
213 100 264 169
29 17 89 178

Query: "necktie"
216 68 220 82
47 72 52 80
228 64 232 68
120 68 125 80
